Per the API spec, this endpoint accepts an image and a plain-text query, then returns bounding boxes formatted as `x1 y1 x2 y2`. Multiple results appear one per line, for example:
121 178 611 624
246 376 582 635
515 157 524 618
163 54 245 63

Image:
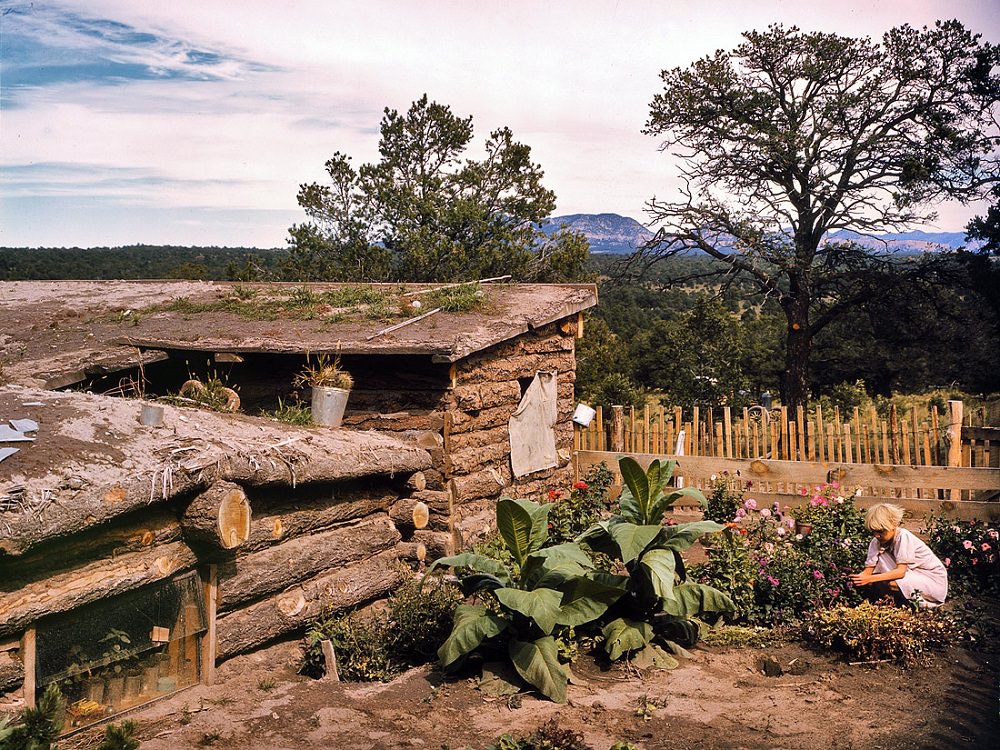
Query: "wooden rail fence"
574 450 1000 523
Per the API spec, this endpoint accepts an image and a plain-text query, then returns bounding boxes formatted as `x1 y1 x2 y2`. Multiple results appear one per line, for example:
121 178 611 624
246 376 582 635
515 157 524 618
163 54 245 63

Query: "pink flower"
812 570 825 580
963 540 974 550
990 530 999 540
759 508 771 519
982 543 991 552
944 557 951 566
831 481 840 489
744 498 757 510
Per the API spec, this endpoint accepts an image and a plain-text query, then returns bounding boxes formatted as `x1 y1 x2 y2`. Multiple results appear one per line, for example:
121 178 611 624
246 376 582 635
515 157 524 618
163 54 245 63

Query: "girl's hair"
864 503 905 532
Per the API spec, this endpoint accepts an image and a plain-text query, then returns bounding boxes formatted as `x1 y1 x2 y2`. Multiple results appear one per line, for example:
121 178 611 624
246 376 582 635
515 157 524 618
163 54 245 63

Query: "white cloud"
1 0 997 246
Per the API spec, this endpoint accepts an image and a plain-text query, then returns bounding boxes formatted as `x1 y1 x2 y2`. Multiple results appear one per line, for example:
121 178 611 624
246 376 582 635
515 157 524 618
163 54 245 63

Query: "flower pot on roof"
295 353 353 428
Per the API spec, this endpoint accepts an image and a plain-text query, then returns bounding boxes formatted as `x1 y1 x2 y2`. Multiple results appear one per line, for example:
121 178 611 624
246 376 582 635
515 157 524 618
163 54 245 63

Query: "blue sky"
1 0 998 249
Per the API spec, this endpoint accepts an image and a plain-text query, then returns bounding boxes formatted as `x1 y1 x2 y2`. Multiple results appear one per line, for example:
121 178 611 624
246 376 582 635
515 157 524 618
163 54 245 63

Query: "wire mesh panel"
35 570 206 730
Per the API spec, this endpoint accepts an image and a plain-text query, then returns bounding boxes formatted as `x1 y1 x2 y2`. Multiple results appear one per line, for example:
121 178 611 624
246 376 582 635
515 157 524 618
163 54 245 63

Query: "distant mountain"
541 213 653 254
542 213 977 254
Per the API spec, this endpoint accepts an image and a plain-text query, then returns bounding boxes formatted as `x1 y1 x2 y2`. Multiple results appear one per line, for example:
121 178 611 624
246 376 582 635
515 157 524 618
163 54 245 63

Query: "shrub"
485 720 592 750
698 483 867 626
301 573 461 681
691 528 756 621
925 515 1000 595
0 683 64 750
703 472 746 523
546 464 616 544
802 600 961 665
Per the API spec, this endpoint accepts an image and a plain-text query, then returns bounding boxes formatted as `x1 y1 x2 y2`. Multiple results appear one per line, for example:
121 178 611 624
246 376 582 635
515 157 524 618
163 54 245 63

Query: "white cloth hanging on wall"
508 371 558 478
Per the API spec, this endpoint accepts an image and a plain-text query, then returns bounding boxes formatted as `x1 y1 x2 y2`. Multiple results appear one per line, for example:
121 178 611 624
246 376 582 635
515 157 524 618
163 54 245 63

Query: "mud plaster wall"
0 472 433 700
343 318 579 551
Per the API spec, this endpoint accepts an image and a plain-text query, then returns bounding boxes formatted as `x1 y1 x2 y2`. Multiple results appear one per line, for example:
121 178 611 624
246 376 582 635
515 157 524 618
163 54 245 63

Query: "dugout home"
0 280 596 730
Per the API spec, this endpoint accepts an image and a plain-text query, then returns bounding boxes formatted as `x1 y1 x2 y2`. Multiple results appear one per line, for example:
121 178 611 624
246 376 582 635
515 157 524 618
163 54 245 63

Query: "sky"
1 0 998 249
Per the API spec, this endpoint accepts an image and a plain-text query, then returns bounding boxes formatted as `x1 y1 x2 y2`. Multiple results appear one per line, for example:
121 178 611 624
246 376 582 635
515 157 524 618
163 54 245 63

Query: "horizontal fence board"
575 450 1000 522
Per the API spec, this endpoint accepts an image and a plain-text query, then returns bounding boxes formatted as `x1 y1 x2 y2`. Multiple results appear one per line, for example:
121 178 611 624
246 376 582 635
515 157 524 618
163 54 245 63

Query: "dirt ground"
55 600 999 750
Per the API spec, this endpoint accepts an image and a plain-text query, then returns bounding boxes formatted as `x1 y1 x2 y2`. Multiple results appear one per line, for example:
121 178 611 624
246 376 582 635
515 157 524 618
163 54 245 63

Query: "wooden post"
890 404 900 465
596 406 604 451
947 400 964 502
844 423 854 464
22 627 36 708
931 405 940 465
795 406 805 461
815 404 825 462
200 564 218 686
692 407 700 456
723 407 733 459
610 406 625 452
320 639 340 681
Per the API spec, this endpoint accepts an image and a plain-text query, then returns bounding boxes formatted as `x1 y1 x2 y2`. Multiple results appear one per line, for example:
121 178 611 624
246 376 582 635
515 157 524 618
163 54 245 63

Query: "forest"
2 244 997 410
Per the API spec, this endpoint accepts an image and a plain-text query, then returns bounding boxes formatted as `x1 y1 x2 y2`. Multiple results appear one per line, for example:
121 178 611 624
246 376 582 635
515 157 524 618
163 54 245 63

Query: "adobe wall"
343 318 580 551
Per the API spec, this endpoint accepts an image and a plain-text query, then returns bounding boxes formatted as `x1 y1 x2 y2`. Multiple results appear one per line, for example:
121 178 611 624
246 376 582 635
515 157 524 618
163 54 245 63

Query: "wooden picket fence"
573 400 1000 516
573 401 999 470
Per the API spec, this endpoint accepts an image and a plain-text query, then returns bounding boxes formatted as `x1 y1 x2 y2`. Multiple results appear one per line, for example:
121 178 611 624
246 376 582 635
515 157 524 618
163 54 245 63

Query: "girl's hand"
850 572 872 586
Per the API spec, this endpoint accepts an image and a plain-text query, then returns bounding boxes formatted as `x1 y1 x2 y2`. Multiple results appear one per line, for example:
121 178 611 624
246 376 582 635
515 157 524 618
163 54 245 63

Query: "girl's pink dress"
865 527 948 607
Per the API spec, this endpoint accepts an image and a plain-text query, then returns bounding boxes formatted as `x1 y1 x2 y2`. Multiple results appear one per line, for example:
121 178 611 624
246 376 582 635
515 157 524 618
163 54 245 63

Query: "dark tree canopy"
287 95 589 283
640 20 1000 409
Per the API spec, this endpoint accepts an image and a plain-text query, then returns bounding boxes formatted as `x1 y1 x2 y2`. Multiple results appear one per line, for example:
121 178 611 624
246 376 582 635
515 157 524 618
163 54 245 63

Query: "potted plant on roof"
295 351 353 427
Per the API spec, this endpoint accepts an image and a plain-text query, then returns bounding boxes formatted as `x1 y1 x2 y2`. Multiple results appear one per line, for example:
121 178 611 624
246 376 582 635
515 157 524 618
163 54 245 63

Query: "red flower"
547 489 563 500
573 480 589 490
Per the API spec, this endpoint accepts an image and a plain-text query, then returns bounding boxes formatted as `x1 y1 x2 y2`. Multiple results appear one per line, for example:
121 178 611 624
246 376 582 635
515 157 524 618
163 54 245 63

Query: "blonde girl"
849 503 948 607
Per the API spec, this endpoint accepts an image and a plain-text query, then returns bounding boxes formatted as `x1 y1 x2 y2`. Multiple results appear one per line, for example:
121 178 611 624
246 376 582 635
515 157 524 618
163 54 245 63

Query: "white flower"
710 474 717 481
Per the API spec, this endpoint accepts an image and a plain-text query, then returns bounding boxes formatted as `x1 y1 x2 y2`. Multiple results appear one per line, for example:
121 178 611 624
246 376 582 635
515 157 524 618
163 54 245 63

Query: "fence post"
610 405 625 453
947 400 964 501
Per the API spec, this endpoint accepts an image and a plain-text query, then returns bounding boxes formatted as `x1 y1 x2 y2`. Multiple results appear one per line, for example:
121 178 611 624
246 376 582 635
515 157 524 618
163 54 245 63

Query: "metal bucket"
311 386 350 427
140 403 164 427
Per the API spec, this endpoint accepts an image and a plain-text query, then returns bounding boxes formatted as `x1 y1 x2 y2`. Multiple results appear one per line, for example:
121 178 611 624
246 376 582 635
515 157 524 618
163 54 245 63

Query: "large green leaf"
576 521 619 558
508 637 568 703
617 456 650 524
554 573 628 627
602 617 653 661
619 457 679 524
660 520 726 552
428 552 511 584
438 604 508 668
497 497 550 566
630 643 680 670
458 573 505 597
664 486 708 509
638 548 677 603
660 583 735 619
494 587 563 635
607 519 664 564
520 543 594 591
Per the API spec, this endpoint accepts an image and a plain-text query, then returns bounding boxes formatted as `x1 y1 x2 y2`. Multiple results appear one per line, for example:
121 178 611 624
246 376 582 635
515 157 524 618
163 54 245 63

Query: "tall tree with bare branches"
641 21 1000 409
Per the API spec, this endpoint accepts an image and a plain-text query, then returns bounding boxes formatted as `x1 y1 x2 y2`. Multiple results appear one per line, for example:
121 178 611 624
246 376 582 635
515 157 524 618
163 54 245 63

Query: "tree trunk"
782 278 812 412
242 487 399 553
215 549 403 660
181 482 251 550
217 514 400 611
0 541 199 638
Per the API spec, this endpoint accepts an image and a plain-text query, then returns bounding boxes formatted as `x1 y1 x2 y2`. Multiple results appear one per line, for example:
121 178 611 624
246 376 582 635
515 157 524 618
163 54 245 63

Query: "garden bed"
54 596 1000 750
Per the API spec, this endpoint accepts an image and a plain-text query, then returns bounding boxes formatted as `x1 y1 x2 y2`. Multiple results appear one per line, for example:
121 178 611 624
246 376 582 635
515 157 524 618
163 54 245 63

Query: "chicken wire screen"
35 570 206 730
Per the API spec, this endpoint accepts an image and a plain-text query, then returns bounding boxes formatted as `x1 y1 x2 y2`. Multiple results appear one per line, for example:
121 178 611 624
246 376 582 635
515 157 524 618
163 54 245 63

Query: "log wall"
0 455 432 702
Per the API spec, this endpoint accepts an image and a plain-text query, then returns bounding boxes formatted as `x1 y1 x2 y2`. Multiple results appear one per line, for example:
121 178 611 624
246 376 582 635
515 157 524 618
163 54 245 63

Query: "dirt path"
60 619 999 750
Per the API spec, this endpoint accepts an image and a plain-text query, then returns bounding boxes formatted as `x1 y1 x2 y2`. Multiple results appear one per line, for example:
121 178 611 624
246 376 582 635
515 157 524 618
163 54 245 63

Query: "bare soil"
59 602 999 750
